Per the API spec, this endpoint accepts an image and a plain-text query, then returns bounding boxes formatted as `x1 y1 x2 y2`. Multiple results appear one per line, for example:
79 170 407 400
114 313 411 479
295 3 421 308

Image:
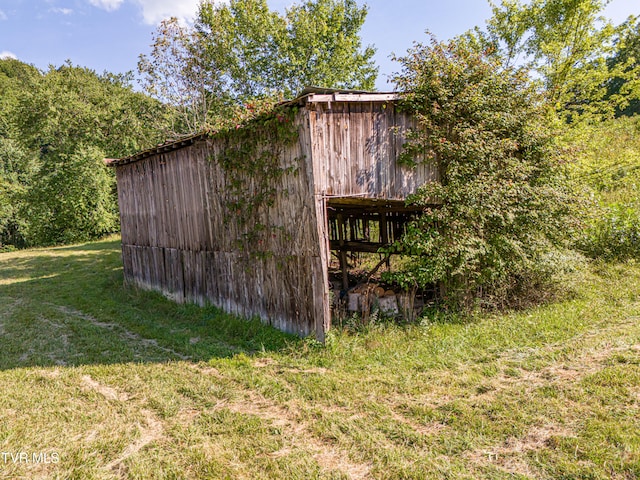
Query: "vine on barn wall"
208 105 302 259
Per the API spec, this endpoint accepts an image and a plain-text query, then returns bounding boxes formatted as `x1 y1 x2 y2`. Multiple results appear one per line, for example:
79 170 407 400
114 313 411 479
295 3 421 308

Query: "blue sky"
0 0 638 91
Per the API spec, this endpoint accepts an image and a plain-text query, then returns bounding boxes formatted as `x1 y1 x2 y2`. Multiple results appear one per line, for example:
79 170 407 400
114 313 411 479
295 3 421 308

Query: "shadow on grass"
0 239 301 370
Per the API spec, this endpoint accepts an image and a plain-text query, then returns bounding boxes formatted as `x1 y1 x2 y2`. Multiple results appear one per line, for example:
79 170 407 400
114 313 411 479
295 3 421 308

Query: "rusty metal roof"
105 133 207 167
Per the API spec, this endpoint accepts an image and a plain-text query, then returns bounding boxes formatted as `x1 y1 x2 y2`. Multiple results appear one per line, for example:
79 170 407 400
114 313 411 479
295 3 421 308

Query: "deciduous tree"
605 15 640 116
138 0 377 134
0 59 171 247
483 0 635 120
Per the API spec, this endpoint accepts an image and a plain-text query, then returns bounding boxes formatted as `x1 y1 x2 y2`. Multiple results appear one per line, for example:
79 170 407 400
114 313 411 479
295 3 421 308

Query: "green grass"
1 237 640 479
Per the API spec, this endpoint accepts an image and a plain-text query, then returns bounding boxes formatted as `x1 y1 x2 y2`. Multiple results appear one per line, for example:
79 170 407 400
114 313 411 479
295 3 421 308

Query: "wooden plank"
312 195 331 340
197 142 215 251
121 244 134 282
329 240 386 253
129 164 141 245
337 102 349 194
131 245 143 287
349 102 362 196
138 162 150 246
164 248 184 303
172 152 185 249
151 246 166 293
394 108 409 197
334 93 400 102
193 250 205 306
307 93 400 103
157 155 168 247
142 246 153 287
165 153 179 248
361 101 374 195
182 250 204 306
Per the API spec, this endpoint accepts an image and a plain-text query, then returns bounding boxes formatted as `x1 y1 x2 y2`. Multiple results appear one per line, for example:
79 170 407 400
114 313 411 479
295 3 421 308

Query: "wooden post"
337 213 349 291
380 212 390 271
364 216 370 242
380 212 388 245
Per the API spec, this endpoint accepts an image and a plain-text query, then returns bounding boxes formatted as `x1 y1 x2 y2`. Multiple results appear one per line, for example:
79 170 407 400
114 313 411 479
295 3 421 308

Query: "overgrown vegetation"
569 116 640 260
383 1 640 313
211 106 303 261
215 106 300 224
0 238 639 478
387 37 579 312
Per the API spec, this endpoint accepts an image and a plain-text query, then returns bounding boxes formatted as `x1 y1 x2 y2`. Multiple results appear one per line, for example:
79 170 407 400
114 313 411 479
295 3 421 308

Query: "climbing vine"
208 105 302 257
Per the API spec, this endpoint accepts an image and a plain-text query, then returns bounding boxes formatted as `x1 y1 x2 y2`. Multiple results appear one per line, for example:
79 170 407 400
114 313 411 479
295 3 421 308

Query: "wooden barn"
109 89 437 341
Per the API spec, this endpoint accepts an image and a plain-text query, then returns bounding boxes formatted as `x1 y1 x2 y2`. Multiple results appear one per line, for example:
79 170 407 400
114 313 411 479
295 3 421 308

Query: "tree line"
0 0 377 249
0 61 170 247
1 0 639 313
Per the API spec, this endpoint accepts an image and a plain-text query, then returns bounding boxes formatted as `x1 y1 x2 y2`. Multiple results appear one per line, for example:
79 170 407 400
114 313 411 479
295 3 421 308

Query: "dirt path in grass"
81 363 373 479
0 296 24 334
192 364 373 480
104 408 163 475
81 374 164 475
463 319 640 477
53 304 192 360
81 375 130 402
488 317 640 395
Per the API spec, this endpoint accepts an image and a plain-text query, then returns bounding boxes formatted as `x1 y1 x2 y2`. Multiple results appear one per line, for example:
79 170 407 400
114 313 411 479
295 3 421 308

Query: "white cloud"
51 7 74 15
0 51 18 60
85 0 204 25
88 0 125 12
133 0 201 25
0 10 7 20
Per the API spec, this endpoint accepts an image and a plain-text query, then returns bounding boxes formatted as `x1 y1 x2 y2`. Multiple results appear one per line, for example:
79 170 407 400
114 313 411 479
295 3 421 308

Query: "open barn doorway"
325 197 433 322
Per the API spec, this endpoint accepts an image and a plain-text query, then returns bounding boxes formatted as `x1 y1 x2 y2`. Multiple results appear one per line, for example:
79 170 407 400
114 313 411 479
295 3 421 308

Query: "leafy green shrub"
0 137 35 249
565 116 640 261
23 146 119 246
388 36 579 312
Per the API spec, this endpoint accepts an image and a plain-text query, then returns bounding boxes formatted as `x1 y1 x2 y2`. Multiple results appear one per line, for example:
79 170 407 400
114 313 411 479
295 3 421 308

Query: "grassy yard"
0 237 639 479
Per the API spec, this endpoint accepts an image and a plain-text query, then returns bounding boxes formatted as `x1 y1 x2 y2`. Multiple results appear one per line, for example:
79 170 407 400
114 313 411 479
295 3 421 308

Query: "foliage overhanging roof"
108 87 400 167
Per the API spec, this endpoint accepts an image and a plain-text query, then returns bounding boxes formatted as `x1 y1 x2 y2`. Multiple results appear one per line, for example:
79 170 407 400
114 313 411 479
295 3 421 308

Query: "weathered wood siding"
116 110 326 338
309 101 436 198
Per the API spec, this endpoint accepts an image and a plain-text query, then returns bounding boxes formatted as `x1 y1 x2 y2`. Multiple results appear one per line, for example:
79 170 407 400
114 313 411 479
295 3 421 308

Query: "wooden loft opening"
326 197 423 290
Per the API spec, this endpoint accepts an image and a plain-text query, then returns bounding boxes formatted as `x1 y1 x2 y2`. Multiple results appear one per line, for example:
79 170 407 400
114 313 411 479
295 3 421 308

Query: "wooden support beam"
306 93 401 103
329 240 386 253
337 213 349 291
380 213 388 245
327 204 423 215
367 253 392 281
339 250 349 291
